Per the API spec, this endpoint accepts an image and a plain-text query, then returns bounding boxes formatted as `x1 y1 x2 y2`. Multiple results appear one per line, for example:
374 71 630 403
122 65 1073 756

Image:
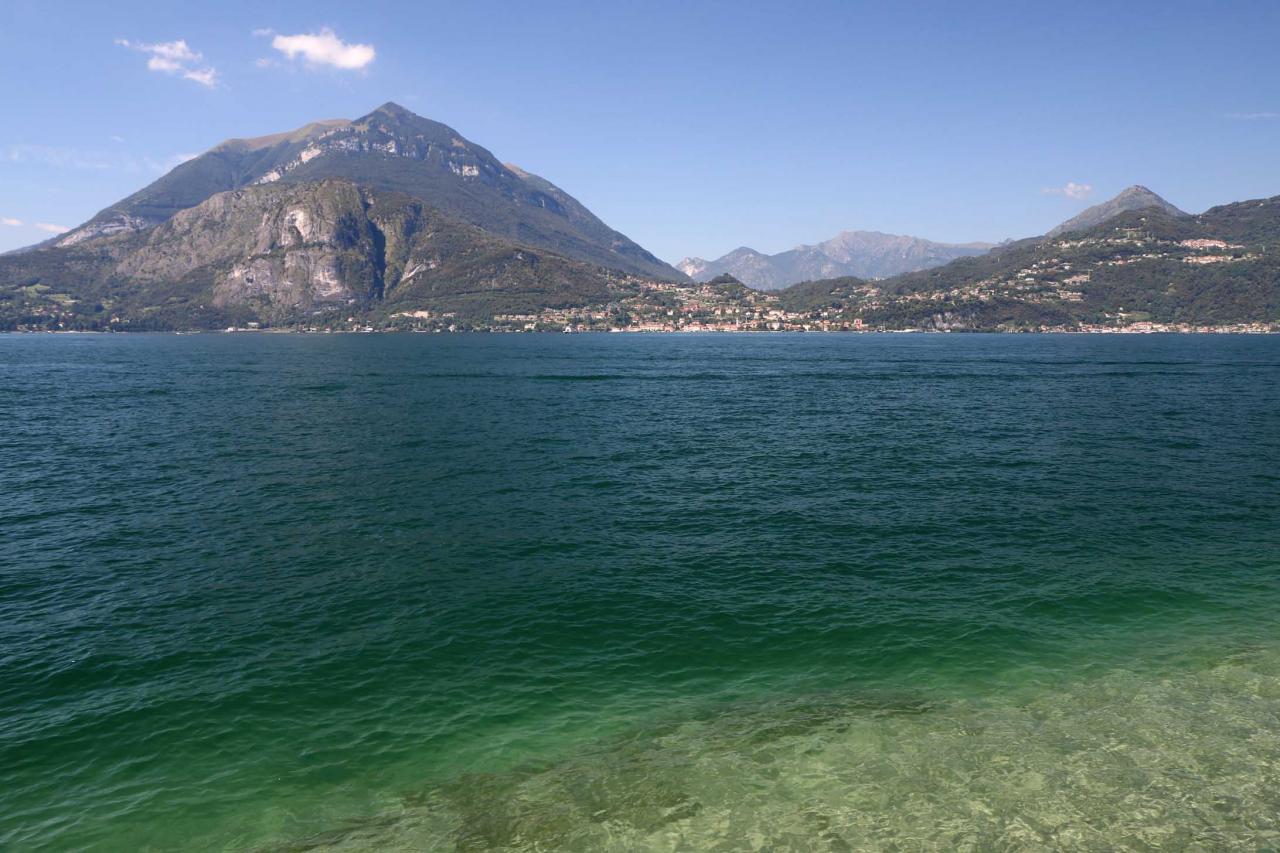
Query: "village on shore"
8 265 1277 335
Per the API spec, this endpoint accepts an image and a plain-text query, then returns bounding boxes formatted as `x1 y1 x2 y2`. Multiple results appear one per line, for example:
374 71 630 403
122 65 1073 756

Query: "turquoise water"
2 332 1279 850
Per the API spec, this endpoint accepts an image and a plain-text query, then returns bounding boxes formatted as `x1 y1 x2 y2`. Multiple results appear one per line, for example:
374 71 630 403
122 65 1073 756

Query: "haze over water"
3 333 1280 850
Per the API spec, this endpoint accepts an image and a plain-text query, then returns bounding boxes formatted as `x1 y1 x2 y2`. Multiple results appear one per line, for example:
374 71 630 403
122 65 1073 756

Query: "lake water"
2 332 1279 850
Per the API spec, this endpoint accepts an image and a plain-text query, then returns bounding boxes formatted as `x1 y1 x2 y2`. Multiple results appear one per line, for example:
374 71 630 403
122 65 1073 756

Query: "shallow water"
2 333 1278 850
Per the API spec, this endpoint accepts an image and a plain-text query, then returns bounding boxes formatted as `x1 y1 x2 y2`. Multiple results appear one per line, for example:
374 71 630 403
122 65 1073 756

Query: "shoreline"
4 326 1279 336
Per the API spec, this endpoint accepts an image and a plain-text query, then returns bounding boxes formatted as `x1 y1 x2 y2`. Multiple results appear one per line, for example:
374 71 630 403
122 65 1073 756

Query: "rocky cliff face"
117 181 388 313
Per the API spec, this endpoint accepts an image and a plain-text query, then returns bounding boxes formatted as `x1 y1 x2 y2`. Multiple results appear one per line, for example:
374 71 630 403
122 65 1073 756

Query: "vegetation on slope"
776 198 1280 329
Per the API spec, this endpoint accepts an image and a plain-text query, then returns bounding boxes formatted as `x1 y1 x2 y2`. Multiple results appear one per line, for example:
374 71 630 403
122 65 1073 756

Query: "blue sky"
1 0 1277 260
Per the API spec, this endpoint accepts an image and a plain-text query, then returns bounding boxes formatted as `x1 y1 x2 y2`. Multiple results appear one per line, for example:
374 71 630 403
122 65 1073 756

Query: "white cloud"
182 67 218 87
36 223 70 234
252 27 275 37
1226 111 1278 120
1042 182 1094 200
1 217 22 227
271 28 375 70
142 39 200 63
116 38 219 87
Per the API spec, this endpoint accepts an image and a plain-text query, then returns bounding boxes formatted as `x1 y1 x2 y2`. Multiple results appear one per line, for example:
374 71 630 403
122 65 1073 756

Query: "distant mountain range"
676 231 995 290
675 186 1196 292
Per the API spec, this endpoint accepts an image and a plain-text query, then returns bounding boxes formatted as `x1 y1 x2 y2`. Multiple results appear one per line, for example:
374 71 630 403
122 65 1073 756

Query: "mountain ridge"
678 230 995 289
773 190 1280 329
212 119 352 153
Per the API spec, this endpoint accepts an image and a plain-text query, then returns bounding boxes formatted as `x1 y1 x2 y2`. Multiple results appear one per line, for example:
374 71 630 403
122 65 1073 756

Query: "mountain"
677 231 994 290
0 180 643 329
1046 185 1187 238
778 191 1280 330
54 102 679 280
676 247 778 287
0 103 690 329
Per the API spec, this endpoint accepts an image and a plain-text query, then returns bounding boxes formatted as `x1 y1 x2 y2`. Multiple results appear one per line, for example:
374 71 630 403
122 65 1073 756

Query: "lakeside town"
7 276 1277 335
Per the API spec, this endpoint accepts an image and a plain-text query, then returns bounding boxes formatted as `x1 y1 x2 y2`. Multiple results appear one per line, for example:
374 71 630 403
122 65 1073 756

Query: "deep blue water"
2 332 1279 850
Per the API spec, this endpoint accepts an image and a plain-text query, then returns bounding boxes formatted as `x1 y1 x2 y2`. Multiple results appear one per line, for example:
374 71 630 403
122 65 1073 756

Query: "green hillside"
776 196 1280 330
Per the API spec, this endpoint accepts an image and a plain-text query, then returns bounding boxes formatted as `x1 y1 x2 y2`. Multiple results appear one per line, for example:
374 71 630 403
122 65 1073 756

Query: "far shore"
5 326 1278 337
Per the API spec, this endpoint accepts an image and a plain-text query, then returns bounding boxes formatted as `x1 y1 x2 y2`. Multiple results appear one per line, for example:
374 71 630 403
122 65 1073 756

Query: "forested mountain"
776 192 1280 330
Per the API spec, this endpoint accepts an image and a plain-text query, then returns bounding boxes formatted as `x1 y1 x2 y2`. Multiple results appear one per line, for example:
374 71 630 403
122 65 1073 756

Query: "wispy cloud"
1225 111 1278 120
269 28 375 70
35 223 70 234
4 144 200 174
116 38 219 87
1 217 23 227
4 144 115 170
1042 182 1094 200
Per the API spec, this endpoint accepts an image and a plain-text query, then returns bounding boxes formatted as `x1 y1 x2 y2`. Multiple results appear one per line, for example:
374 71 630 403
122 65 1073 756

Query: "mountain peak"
1047 185 1187 238
371 101 414 118
1117 185 1163 200
357 101 446 130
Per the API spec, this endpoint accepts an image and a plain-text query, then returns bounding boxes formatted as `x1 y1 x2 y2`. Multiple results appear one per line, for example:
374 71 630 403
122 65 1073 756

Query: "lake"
2 332 1279 849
